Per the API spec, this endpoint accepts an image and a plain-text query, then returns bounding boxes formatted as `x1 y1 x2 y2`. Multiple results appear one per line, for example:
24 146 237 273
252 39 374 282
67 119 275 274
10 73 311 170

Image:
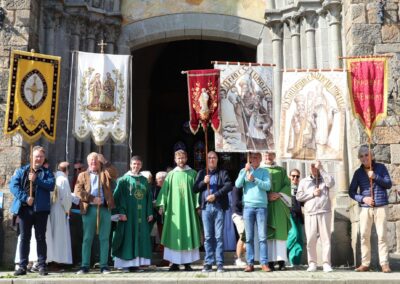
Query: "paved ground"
1 265 400 284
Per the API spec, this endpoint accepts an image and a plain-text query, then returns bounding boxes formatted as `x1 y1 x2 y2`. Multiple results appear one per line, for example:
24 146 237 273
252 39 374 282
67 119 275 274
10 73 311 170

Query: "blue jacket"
9 164 55 215
349 161 392 208
194 168 232 210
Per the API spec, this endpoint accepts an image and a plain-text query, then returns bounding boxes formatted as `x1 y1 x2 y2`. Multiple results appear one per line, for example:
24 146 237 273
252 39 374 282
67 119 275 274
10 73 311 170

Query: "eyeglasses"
291 175 300 178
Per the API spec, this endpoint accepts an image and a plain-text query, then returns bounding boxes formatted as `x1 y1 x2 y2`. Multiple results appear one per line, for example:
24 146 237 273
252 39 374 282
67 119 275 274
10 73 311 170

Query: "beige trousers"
304 212 332 265
359 206 389 266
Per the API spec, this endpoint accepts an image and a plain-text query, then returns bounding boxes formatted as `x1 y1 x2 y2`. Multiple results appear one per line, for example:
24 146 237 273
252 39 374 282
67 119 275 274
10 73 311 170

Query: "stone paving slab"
1 265 400 284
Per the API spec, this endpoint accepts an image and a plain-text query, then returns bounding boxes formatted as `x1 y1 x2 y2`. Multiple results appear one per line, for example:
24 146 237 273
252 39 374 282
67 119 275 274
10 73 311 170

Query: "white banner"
72 51 131 145
214 64 274 152
279 71 347 161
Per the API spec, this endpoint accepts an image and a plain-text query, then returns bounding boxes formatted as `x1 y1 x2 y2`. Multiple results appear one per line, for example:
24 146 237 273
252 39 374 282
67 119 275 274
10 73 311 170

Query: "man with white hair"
349 145 392 273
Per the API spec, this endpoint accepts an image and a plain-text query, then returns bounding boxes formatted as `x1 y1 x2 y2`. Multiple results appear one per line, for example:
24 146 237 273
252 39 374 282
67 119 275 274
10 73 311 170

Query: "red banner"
347 58 388 138
186 69 220 134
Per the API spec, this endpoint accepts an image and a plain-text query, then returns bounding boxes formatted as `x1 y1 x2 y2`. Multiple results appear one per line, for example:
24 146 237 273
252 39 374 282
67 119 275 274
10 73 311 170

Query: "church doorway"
131 40 256 177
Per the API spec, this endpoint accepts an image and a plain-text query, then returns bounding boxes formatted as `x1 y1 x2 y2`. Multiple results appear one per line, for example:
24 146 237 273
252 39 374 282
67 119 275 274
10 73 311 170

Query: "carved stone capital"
268 22 283 41
323 0 342 26
104 25 120 43
284 15 301 36
303 10 318 32
43 10 55 29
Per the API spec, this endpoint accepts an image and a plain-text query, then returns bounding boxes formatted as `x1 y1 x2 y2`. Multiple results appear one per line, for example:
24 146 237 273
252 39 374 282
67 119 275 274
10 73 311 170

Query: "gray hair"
358 145 374 159
156 171 167 180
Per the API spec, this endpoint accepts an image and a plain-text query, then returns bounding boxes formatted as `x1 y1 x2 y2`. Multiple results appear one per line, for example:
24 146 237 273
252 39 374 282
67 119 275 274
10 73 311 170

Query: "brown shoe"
381 264 391 273
261 265 272 272
244 265 254 272
354 265 369 272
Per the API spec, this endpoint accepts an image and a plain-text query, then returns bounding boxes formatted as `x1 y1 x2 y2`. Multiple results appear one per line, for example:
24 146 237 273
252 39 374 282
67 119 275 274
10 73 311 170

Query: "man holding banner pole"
349 145 392 273
74 152 118 274
10 146 55 276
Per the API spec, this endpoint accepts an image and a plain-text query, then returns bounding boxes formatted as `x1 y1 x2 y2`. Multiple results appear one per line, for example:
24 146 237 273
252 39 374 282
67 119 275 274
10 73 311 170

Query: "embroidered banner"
186 69 220 134
279 72 347 161
72 51 131 145
214 64 274 152
4 50 61 143
347 57 388 138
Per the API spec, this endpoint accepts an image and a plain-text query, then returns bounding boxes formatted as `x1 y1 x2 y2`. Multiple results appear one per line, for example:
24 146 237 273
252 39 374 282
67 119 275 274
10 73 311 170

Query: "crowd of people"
9 144 393 275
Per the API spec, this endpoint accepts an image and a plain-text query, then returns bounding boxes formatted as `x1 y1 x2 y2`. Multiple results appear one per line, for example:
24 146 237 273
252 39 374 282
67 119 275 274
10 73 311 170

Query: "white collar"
173 165 191 172
125 171 142 177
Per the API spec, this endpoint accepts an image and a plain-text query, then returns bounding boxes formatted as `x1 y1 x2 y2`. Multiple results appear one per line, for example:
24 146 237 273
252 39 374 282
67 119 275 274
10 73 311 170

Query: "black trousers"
18 206 49 269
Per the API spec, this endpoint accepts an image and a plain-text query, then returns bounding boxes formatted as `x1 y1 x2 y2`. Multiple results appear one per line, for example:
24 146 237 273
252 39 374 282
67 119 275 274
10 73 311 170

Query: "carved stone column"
43 11 55 54
267 21 284 142
86 24 97 52
303 11 318 69
105 25 119 54
324 0 342 69
69 16 81 51
286 15 301 69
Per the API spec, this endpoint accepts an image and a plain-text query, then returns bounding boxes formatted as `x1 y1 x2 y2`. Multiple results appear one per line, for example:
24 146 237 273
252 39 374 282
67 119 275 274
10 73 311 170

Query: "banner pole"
204 124 210 195
96 145 102 235
29 143 33 197
368 137 374 206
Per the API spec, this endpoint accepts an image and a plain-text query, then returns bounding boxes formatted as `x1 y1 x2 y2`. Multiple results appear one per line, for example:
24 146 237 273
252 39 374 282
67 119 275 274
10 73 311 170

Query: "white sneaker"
235 259 246 267
307 263 317 272
323 263 333 272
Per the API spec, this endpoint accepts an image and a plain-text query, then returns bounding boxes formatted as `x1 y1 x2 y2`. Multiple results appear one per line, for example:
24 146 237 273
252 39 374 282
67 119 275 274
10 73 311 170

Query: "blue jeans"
202 203 225 265
243 206 268 265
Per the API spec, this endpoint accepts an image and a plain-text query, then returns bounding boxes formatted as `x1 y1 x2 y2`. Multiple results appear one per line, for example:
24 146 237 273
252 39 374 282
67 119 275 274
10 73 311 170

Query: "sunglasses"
291 175 300 178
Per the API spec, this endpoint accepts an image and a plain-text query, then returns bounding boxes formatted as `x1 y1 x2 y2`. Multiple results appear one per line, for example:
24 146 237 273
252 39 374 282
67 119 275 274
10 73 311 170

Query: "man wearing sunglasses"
349 145 392 273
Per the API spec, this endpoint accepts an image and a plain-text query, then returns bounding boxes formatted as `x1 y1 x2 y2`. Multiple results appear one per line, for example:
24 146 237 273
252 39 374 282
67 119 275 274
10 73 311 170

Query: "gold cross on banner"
97 39 107 54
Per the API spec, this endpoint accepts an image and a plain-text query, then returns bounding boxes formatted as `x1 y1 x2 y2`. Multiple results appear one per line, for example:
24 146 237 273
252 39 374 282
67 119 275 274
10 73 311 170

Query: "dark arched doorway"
131 40 256 175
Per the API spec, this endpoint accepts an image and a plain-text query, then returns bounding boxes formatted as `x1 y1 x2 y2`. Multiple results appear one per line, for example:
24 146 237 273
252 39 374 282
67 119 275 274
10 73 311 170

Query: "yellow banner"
4 50 61 143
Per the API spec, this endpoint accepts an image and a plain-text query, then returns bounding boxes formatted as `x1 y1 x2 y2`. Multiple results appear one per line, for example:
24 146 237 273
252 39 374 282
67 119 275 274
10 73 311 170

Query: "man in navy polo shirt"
194 151 232 273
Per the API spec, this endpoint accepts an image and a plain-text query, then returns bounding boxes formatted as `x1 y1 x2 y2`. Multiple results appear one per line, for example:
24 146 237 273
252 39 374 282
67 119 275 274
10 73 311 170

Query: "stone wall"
0 0 35 268
344 0 400 268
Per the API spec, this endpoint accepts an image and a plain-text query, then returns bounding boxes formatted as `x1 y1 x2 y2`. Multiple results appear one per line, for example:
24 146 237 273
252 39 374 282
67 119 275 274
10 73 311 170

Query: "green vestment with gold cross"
112 173 153 260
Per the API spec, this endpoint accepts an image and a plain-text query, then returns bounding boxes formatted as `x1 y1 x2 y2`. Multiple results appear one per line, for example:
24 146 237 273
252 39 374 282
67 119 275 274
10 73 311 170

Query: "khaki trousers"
304 212 332 265
359 206 389 266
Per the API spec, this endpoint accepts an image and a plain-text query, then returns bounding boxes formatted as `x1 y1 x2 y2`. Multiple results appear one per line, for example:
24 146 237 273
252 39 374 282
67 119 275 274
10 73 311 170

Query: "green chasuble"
156 167 201 251
112 173 153 260
263 165 292 240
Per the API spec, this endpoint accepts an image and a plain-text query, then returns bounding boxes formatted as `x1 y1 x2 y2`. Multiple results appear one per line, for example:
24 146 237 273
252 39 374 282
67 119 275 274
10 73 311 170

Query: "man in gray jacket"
296 161 334 273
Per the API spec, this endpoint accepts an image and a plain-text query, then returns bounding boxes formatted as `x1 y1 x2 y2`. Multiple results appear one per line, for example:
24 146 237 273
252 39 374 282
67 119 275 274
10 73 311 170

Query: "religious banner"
72 51 131 145
279 71 347 161
214 63 274 152
186 69 220 134
347 57 388 138
4 50 61 143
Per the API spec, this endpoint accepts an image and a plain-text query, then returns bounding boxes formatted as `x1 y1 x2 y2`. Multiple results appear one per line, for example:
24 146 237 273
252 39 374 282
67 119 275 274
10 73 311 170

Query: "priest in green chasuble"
156 150 201 271
112 156 153 270
261 152 292 271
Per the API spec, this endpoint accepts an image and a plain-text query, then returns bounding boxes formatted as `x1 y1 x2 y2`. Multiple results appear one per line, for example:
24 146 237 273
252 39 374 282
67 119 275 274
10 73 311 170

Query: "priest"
112 156 153 271
261 152 292 271
156 149 201 271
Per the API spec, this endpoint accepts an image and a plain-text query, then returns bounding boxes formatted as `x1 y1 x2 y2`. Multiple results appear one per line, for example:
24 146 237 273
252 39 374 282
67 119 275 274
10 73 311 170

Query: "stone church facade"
0 0 399 268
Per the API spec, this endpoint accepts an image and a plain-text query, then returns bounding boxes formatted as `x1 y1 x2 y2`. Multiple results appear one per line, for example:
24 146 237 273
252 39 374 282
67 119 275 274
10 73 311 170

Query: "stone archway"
118 13 268 52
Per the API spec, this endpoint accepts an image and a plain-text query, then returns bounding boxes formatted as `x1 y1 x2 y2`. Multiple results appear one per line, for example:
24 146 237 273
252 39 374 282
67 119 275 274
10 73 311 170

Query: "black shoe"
76 267 89 274
38 268 48 276
278 261 285 271
100 267 111 274
268 262 276 271
184 264 193 271
169 264 180 271
14 268 27 276
202 264 212 272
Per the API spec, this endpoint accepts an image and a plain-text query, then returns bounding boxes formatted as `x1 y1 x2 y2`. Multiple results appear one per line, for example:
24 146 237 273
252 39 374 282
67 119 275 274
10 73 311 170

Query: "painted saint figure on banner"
281 73 345 161
87 72 116 112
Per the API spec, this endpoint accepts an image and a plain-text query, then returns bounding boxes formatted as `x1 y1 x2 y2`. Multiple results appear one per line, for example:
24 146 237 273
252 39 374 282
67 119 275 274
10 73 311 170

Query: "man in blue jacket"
349 145 392 273
10 146 55 276
194 151 232 273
